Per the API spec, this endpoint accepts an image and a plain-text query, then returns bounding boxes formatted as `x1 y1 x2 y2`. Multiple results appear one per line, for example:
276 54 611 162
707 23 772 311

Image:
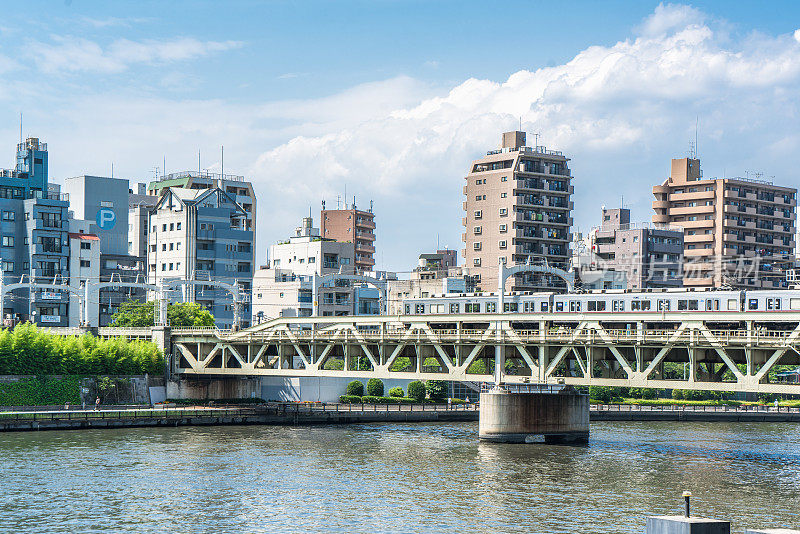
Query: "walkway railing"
590 404 800 413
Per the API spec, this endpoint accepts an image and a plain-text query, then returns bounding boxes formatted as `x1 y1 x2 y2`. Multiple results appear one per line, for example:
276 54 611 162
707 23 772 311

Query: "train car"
402 292 552 315
741 289 800 312
551 288 744 314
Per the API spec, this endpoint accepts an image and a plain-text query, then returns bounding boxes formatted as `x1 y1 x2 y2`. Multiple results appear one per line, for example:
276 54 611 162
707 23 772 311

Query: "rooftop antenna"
221 145 224 177
163 156 166 179
19 112 22 144
519 116 522 131
344 184 347 209
111 162 114 179
695 116 699 159
198 149 201 175
533 132 540 148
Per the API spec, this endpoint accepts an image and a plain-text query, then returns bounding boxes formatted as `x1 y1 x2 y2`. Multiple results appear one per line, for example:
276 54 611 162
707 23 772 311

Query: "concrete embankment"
0 404 479 432
590 406 800 422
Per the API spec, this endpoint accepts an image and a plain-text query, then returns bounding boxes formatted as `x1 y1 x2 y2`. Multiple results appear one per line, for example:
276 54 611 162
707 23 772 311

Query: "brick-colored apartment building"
321 202 376 272
463 131 573 292
652 158 796 288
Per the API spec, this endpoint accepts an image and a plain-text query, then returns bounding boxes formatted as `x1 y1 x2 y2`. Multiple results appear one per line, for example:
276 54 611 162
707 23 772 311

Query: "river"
0 421 798 533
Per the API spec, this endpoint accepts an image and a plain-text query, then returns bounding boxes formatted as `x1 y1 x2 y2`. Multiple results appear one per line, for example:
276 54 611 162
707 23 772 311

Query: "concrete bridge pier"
478 386 589 444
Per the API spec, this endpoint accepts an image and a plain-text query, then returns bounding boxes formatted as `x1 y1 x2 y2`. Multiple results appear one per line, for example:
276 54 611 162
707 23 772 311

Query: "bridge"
128 308 800 395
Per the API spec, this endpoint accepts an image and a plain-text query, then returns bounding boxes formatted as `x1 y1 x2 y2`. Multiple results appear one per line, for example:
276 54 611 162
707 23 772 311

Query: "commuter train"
401 288 800 315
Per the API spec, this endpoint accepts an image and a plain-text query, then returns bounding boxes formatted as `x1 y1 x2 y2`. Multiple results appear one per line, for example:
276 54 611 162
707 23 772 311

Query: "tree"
366 378 384 397
110 300 215 327
407 380 426 402
346 380 364 396
388 386 404 398
426 380 448 401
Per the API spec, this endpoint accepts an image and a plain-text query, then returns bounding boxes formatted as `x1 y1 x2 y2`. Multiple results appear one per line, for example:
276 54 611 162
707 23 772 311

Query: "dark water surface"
0 421 798 533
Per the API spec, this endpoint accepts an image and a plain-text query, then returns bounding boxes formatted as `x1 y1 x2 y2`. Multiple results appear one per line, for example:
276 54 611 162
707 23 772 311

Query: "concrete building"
0 137 73 326
129 183 158 259
148 186 254 329
653 158 797 288
67 219 100 327
386 250 476 315
62 175 151 325
252 217 382 322
148 171 256 271
592 207 684 289
321 200 376 272
463 131 574 292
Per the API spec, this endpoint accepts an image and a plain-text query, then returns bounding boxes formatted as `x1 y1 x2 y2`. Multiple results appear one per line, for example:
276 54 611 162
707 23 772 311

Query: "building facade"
386 250 475 315
320 201 376 272
653 158 797 288
148 187 254 329
592 207 683 289
463 131 573 292
252 217 382 322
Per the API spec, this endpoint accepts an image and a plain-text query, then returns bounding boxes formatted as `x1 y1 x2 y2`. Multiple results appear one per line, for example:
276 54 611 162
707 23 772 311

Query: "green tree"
407 380 426 402
346 380 364 396
110 300 215 327
366 378 384 397
426 380 448 401
388 386 404 398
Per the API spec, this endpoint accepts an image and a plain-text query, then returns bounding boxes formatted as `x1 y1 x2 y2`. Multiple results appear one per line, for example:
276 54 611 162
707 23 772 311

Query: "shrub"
388 386 404 398
407 380 426 401
361 395 382 403
426 380 448 401
672 389 685 400
339 395 362 404
589 386 614 404
346 380 364 396
641 388 656 400
366 378 384 397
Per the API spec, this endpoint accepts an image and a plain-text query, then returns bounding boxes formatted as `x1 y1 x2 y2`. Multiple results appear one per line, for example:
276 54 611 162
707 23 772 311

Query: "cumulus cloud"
28 36 242 74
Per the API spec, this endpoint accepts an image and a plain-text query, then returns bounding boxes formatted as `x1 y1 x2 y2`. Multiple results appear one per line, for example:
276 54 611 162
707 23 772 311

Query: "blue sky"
2 1 800 270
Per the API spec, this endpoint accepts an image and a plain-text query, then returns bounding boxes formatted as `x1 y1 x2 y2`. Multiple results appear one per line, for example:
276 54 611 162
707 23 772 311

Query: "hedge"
0 323 163 375
388 386 404 398
0 376 82 406
339 395 416 404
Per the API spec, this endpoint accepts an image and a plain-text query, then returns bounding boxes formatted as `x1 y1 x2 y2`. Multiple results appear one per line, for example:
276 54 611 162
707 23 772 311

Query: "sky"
2 0 800 272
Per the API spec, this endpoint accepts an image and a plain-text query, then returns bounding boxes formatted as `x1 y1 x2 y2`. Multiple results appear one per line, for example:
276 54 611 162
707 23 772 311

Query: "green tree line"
110 300 215 328
0 323 163 375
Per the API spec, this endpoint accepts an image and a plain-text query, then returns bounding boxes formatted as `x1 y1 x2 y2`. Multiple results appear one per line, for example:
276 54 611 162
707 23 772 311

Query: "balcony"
355 243 375 254
356 218 376 230
652 200 669 209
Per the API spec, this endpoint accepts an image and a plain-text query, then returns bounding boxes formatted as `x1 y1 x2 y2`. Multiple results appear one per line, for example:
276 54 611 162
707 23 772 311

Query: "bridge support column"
478 386 589 444
151 326 172 360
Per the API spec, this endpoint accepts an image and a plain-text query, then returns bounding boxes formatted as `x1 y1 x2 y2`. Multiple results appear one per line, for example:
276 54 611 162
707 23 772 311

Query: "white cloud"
28 36 242 74
795 29 800 43
15 4 800 270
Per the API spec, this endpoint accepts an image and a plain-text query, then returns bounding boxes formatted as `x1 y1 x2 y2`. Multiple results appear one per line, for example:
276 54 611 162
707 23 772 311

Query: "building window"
150 245 156 252
162 243 167 251
152 225 157 232
80 260 90 268
162 224 167 231
176 262 180 270
2 236 12 247
176 242 181 250
499 240 507 249
100 201 113 208
473 242 481 251
499 208 508 216
80 242 91 250
473 258 481 266
169 263 173 270
169 243 174 251
2 211 14 221
499 224 507 233
162 263 166 271
2 261 13 272
474 226 482 235
501 176 507 182
474 210 482 219
170 223 174 231
176 222 181 230
500 192 507 198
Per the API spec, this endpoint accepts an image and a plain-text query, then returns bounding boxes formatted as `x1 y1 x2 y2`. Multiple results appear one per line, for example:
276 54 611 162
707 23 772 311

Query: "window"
474 210 482 219
152 225 157 232
176 222 181 230
486 302 497 313
657 299 670 311
678 300 687 311
169 243 174 251
503 302 518 312
501 176 507 182
309 257 316 263
499 224 507 233
2 211 14 221
176 262 181 270
748 299 758 310
465 303 480 313
499 208 508 216
162 244 167 251
150 245 156 252
2 261 13 272
500 192 507 198
474 226 482 235
100 201 114 208
162 224 167 231
1 236 12 247
169 223 174 231
80 260 90 268
473 242 482 251
80 242 91 250
499 240 507 249
555 302 564 312
169 263 174 271
415 304 425 314
176 243 181 250
473 258 481 267
161 263 166 271
449 303 460 314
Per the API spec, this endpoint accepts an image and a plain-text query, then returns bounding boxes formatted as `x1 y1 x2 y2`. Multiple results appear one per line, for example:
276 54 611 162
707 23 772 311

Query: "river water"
0 421 798 533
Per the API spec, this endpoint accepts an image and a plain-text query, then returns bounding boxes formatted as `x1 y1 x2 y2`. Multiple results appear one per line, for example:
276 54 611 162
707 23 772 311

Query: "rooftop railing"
156 171 245 183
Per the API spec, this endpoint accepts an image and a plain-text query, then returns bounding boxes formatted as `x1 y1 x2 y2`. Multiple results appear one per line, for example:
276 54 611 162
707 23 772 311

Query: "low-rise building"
321 200 376 272
386 250 476 315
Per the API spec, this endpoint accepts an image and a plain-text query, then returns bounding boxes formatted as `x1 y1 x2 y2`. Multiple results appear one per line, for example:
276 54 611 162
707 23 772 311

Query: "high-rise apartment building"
463 131 574 292
592 207 683 289
653 158 797 288
148 186 254 329
0 138 72 326
320 201 375 272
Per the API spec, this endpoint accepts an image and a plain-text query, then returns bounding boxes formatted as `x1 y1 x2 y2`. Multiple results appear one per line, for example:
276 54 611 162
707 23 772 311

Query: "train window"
432 304 444 314
405 304 410 314
504 302 518 312
748 299 758 310
678 300 687 311
727 299 738 311
556 302 564 312
415 304 425 314
465 303 480 313
641 300 651 311
791 298 800 310
569 301 576 312
705 299 720 311
486 302 497 313
541 302 548 312
688 300 698 311
774 298 781 310
630 301 639 311
657 300 670 311
598 301 606 311
449 303 460 314
767 298 781 311
588 301 596 312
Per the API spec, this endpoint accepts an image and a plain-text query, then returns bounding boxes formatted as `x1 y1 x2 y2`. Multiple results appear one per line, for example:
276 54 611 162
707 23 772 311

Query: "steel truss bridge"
163 310 800 394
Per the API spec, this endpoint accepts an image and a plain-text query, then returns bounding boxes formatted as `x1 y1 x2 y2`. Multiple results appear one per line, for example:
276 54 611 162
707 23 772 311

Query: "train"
400 287 800 315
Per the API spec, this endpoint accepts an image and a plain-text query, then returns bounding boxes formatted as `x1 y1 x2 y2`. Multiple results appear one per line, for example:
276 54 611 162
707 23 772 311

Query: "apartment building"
66 218 100 327
386 250 475 315
321 200 376 272
653 158 797 288
0 137 72 326
148 186 254 329
463 131 574 292
252 217 381 322
592 207 683 289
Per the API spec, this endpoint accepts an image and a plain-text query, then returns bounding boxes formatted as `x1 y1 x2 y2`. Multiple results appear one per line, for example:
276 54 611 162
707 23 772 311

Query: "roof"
68 232 99 241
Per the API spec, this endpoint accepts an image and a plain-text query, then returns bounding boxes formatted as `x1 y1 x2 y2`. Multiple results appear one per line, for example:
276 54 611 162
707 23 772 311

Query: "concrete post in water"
646 494 730 534
478 385 589 444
